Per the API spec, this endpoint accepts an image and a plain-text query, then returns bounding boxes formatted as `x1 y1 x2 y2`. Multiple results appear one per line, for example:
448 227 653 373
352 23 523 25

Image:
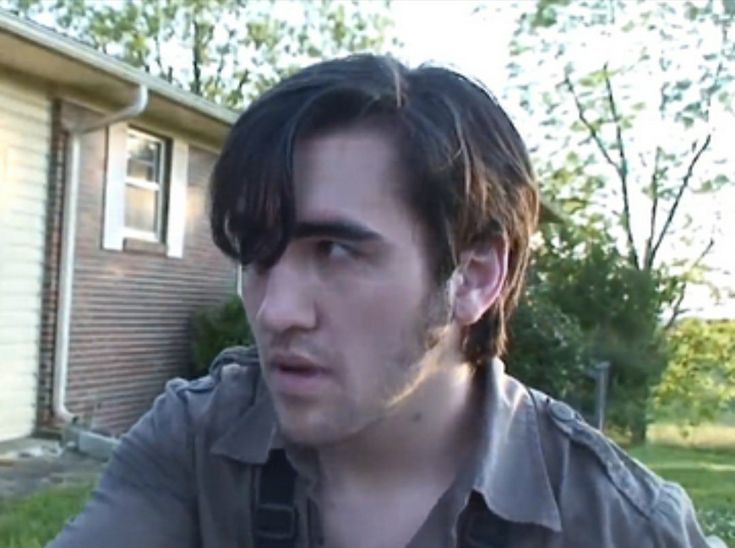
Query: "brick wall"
38 100 237 435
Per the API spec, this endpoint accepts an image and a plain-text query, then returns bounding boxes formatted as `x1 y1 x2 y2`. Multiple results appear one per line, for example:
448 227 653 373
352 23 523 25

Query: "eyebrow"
293 220 383 243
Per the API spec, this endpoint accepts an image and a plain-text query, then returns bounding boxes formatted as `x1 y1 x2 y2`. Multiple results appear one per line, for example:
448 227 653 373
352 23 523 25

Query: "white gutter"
53 85 149 424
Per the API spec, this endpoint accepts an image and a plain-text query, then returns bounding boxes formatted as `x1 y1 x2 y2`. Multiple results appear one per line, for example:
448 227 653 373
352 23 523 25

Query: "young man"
51 55 716 547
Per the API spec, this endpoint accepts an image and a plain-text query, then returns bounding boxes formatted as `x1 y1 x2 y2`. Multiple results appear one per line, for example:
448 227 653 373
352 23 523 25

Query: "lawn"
630 444 735 543
0 482 92 548
0 442 733 547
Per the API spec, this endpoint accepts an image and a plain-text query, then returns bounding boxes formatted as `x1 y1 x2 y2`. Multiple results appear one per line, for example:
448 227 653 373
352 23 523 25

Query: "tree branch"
191 18 202 95
235 68 251 96
663 237 715 330
602 64 638 268
153 26 168 81
214 27 236 96
644 146 662 269
564 70 640 267
650 133 713 265
607 0 617 25
564 72 620 174
664 282 688 331
644 81 670 270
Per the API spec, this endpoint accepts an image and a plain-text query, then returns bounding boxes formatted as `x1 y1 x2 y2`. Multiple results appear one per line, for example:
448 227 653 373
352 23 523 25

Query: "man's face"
241 127 448 447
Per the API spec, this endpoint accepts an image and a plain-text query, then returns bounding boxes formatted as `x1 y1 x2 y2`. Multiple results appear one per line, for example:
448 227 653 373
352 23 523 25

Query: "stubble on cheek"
378 284 453 408
418 281 453 352
272 280 453 444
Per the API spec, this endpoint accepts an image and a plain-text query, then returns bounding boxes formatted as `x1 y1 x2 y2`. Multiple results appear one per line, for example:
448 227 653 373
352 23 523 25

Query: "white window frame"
104 122 189 258
123 128 168 243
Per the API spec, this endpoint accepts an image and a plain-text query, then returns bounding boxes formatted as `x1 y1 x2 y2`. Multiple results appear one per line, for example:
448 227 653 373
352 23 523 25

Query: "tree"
558 227 678 440
507 221 677 442
504 0 733 323
652 318 735 428
4 0 398 107
496 0 734 443
506 262 591 408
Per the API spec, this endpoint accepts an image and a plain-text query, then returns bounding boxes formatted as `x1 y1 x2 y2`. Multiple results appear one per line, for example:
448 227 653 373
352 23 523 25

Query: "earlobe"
450 239 508 326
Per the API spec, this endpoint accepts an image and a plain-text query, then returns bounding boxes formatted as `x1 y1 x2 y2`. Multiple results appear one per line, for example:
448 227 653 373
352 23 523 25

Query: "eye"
315 240 355 261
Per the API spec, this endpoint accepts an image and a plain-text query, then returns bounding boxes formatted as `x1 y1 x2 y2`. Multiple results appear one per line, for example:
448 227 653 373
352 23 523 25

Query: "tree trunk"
630 416 648 445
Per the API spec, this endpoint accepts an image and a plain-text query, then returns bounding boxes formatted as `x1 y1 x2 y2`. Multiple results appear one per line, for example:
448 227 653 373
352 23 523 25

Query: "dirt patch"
0 438 105 500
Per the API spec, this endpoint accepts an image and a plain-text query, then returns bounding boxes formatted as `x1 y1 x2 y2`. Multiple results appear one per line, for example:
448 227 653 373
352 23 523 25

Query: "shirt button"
549 401 576 422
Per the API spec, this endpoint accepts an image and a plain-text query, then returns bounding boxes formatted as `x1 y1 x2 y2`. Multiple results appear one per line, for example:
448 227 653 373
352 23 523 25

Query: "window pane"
127 133 161 182
125 185 158 233
127 158 157 182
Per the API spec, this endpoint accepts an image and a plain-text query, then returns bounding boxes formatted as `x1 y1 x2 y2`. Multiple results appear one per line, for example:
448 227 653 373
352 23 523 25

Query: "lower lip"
270 366 332 397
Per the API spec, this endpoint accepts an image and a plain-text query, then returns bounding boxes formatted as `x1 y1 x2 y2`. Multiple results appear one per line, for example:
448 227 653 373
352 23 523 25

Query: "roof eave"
0 10 237 144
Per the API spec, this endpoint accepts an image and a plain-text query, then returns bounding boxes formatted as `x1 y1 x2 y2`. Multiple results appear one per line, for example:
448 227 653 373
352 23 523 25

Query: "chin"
276 411 340 447
279 422 336 448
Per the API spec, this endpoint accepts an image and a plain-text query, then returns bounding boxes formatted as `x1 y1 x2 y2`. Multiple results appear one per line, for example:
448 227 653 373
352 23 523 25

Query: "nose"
254 257 317 334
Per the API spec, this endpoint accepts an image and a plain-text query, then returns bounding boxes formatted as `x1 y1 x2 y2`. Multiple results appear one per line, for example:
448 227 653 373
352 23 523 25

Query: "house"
0 11 240 442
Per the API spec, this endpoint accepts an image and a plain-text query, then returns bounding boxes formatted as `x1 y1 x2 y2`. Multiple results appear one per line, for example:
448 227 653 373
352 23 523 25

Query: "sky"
390 0 734 319
392 1 514 92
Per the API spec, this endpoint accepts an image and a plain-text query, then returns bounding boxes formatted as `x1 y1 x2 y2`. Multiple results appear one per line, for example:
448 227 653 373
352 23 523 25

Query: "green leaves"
652 318 735 426
531 0 573 29
4 0 399 108
503 0 734 443
509 227 674 441
697 174 731 193
191 296 253 378
507 0 733 275
578 68 607 88
507 282 590 404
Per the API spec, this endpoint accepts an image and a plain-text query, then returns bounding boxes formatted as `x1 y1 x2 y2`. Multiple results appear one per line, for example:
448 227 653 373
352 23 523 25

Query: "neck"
316 352 481 495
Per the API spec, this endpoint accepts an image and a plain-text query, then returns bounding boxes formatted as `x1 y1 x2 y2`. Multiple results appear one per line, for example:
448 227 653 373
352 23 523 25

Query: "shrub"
506 285 591 407
191 296 253 378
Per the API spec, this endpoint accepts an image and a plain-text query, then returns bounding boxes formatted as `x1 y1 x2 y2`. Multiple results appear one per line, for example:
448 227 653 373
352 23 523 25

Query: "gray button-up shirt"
49 347 716 547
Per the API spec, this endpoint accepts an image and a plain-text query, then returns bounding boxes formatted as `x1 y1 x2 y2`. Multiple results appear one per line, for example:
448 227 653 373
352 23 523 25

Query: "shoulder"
528 390 709 547
92 346 265 508
533 391 660 515
158 345 263 432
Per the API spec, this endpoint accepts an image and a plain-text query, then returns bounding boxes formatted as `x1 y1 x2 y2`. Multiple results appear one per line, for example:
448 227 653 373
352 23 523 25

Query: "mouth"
267 353 333 397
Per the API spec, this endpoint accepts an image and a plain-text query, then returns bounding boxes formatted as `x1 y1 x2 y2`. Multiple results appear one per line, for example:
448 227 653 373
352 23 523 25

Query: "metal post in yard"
593 361 611 431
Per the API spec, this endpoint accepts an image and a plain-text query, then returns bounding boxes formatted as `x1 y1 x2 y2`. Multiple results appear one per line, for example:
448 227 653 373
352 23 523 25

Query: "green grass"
631 444 735 544
0 483 93 548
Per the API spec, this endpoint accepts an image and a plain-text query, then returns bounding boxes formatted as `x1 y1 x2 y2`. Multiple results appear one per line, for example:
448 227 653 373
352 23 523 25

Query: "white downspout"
235 265 243 298
53 85 149 424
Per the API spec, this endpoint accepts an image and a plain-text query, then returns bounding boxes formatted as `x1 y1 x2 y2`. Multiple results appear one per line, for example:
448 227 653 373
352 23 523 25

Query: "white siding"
0 75 50 441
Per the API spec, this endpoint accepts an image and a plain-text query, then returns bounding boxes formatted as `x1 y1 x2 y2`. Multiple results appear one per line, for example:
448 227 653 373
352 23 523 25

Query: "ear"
449 238 508 326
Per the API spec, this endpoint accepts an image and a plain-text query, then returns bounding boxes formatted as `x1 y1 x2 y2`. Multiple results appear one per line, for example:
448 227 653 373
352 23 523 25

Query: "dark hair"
210 54 539 365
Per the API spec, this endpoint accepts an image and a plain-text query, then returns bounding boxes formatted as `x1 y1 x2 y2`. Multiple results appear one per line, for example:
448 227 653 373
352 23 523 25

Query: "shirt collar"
209 354 562 533
473 358 562 533
210 363 282 464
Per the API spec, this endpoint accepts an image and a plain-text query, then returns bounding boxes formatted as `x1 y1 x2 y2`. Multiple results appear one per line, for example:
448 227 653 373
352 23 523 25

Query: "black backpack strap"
458 492 509 548
253 449 299 548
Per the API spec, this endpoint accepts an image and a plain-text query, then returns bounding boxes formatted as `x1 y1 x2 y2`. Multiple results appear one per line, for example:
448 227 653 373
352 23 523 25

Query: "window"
124 129 168 242
104 122 189 257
